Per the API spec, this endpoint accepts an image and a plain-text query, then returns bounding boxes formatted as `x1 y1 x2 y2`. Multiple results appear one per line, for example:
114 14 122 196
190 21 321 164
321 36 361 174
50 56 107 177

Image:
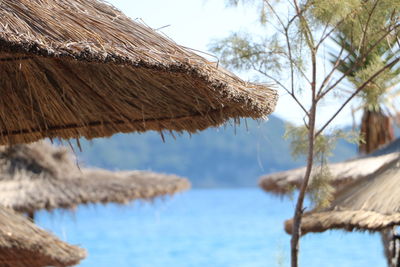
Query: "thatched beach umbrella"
283 153 400 266
284 155 400 234
0 206 85 267
259 138 400 195
0 0 277 145
0 141 190 217
267 139 400 266
259 153 399 195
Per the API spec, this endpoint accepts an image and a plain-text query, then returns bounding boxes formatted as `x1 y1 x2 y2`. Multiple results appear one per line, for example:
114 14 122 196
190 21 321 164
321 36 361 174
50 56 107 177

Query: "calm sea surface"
35 188 385 267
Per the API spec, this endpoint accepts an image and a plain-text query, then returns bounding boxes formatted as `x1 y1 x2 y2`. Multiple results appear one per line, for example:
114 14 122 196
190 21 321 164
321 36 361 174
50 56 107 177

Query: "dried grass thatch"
259 153 399 195
259 138 400 195
284 155 400 234
0 141 190 214
0 0 278 145
0 206 85 267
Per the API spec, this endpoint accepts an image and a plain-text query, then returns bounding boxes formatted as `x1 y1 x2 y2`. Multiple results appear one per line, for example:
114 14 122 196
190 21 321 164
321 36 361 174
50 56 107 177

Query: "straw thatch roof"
0 0 278 145
284 154 400 234
259 152 399 195
259 138 400 195
0 141 190 213
0 206 85 267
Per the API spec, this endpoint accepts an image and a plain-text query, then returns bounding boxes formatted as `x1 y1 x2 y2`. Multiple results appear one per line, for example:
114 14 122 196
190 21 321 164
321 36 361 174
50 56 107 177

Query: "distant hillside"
72 116 357 188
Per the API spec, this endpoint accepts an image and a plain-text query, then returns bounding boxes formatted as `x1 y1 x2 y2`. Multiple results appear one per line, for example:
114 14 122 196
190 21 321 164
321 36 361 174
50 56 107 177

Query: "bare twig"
251 61 309 116
316 55 400 136
317 45 346 97
317 22 400 100
357 0 380 55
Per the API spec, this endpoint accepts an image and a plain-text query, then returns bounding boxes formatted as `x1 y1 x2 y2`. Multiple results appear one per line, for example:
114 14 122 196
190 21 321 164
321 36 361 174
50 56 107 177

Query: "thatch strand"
0 0 277 145
0 141 191 213
285 155 400 234
0 206 85 267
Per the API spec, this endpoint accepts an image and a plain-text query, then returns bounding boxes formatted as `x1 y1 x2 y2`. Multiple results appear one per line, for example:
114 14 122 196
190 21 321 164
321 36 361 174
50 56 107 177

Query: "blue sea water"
35 188 385 267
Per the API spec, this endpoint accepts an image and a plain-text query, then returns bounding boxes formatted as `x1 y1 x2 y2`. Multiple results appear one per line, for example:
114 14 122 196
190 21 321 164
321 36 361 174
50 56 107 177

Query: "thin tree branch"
293 0 315 50
252 62 310 116
316 55 400 136
317 45 346 97
316 9 359 50
358 0 380 55
317 22 400 100
264 0 287 30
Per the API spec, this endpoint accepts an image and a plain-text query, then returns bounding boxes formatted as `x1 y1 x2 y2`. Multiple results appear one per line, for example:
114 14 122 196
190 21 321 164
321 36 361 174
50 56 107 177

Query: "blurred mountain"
72 116 357 188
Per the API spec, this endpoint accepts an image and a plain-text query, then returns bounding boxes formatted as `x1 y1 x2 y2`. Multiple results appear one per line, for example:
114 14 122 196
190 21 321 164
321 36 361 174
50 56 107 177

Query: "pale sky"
106 0 359 129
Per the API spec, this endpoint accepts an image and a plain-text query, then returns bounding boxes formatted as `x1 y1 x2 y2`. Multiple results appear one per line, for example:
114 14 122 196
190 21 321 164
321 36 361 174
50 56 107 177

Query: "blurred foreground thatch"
0 141 190 214
0 0 277 145
0 206 85 267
